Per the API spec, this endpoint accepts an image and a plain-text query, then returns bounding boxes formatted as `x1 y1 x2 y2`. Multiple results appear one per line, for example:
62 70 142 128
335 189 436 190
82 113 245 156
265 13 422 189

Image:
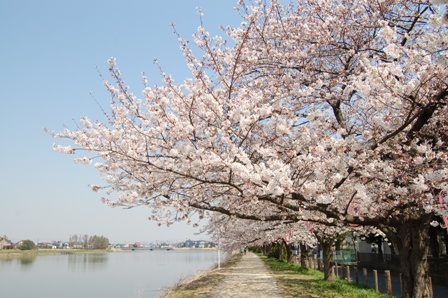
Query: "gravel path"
212 251 284 298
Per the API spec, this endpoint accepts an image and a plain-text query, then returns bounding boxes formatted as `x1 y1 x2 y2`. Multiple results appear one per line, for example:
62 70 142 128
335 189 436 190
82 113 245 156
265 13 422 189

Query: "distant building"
36 242 52 249
0 239 13 249
184 240 196 248
180 239 214 249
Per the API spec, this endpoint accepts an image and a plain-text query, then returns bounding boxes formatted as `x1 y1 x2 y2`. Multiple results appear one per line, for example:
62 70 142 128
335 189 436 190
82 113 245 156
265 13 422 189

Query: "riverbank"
0 248 111 258
0 247 217 259
162 252 394 298
161 251 242 297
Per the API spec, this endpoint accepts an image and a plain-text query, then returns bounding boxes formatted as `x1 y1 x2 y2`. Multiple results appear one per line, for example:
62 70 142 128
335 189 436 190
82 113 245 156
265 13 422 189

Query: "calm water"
0 250 220 298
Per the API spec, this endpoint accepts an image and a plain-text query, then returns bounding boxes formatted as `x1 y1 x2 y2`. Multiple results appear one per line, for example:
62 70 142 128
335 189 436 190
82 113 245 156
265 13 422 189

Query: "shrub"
19 240 36 250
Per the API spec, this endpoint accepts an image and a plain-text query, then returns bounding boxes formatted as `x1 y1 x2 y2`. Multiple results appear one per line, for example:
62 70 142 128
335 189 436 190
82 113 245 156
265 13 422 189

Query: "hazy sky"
0 0 241 244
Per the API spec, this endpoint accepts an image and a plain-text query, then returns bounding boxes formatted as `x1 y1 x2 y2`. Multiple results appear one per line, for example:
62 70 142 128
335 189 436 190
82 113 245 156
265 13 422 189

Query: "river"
0 249 220 298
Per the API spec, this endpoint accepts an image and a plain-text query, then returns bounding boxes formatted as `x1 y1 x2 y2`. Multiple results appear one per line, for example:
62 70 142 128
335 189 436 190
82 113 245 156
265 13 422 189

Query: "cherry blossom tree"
50 1 447 296
204 212 322 269
301 219 375 281
209 1 447 296
204 213 316 255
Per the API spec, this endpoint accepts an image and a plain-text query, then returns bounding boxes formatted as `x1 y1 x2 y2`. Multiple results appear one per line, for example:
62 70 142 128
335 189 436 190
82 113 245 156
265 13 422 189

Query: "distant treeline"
68 234 109 249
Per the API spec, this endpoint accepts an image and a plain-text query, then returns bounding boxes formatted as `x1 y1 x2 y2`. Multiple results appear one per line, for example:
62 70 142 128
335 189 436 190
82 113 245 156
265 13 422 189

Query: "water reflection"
0 255 36 265
0 250 218 298
0 255 38 271
20 255 36 266
0 256 14 263
68 253 108 272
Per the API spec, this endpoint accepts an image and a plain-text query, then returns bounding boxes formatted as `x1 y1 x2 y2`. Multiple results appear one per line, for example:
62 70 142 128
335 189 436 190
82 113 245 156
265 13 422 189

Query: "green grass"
259 254 394 298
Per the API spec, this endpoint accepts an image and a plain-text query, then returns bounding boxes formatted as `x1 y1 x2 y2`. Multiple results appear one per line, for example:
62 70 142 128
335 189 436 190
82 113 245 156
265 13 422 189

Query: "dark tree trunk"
352 233 359 264
429 226 439 258
263 243 272 255
376 238 383 254
285 240 293 263
444 229 448 255
335 237 342 251
316 234 336 281
277 239 285 260
385 216 432 298
299 242 308 268
389 241 397 255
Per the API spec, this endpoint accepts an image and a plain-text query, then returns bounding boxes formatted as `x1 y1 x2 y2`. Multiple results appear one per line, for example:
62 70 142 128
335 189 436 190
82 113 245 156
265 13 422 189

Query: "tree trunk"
376 238 383 254
335 237 342 251
316 234 336 281
429 227 439 258
386 216 432 298
285 241 293 263
277 240 285 260
444 229 448 255
352 233 359 264
389 241 397 255
263 243 272 255
299 242 308 268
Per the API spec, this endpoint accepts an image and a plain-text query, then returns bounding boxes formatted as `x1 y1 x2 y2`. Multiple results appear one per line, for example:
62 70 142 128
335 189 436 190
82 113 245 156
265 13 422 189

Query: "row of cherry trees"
50 1 447 297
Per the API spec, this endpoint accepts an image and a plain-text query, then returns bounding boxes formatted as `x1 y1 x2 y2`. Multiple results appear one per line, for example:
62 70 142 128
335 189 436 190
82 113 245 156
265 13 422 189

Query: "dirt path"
211 251 284 298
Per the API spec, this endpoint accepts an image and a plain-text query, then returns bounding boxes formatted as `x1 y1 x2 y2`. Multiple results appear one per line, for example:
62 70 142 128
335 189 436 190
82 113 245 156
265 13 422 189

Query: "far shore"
0 248 110 258
0 247 217 258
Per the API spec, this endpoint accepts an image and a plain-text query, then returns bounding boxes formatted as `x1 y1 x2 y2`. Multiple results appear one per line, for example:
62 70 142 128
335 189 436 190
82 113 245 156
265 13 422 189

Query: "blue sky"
0 0 241 244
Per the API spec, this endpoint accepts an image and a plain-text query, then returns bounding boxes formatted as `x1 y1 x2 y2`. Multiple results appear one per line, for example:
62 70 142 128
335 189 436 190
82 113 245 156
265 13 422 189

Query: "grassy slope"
259 254 395 298
161 252 243 298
